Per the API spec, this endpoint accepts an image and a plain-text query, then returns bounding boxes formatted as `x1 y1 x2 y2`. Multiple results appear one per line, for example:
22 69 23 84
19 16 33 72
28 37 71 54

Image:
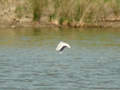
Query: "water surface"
0 27 120 90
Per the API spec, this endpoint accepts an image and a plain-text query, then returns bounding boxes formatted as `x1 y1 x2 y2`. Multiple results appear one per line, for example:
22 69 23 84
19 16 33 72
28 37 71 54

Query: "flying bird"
56 41 71 52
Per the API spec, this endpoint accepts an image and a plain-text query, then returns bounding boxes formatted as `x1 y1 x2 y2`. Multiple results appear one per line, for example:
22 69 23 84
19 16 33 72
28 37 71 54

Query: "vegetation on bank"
0 0 120 27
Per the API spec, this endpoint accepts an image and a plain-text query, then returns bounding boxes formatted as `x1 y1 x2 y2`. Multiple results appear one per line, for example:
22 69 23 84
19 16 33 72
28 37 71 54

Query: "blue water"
0 27 120 90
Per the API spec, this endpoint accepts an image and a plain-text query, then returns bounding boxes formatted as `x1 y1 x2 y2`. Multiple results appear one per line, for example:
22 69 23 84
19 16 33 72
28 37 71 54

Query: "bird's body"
56 41 71 52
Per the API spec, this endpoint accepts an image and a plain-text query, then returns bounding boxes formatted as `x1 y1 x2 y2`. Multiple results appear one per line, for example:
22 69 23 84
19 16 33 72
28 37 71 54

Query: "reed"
50 0 120 25
0 0 120 26
29 0 48 21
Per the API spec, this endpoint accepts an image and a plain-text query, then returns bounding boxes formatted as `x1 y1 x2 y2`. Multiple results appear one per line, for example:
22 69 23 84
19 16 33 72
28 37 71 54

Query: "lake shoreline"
1 0 120 29
1 19 120 29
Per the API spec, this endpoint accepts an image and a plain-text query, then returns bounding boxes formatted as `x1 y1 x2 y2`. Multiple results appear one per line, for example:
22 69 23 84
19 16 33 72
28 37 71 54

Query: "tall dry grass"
29 0 48 21
0 0 120 25
49 0 120 25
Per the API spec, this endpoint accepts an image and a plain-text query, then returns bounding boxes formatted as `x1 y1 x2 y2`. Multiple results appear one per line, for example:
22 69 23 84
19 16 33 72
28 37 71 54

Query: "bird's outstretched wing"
56 41 71 52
